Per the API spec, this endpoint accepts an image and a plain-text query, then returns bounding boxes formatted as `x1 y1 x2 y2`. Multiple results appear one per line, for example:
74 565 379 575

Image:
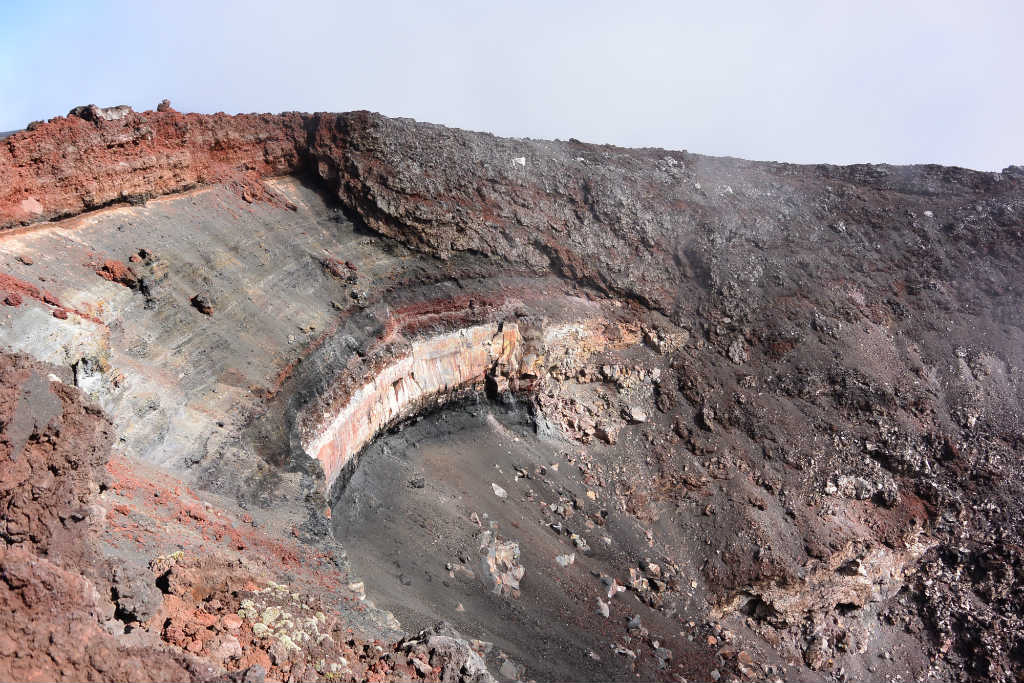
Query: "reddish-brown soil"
0 271 104 323
0 353 212 682
94 259 139 289
0 353 488 682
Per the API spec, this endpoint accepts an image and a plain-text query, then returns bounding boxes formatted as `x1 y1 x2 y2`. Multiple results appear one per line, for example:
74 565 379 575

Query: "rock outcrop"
306 323 519 488
304 315 629 489
0 107 305 227
8 107 1019 320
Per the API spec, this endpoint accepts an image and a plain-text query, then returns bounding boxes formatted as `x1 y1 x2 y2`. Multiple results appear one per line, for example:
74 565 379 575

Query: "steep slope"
0 104 1022 682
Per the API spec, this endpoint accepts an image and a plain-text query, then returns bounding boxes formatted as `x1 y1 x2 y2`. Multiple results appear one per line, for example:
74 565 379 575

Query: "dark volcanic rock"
308 114 1024 683
110 565 163 624
190 291 215 315
0 107 1022 682
309 111 1023 321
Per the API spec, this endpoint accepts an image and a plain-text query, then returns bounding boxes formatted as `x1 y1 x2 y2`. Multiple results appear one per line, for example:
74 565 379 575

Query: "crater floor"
333 401 708 682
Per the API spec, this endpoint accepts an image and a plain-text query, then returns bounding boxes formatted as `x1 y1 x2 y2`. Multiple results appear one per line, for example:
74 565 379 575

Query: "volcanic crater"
0 103 1022 683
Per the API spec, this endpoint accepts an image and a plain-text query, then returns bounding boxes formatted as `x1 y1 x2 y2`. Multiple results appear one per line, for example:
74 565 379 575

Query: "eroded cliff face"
306 323 519 489
0 104 1022 682
302 316 637 489
0 108 307 228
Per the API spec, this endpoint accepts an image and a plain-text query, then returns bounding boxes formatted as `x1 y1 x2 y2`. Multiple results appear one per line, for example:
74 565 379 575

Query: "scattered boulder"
594 422 619 444
639 559 660 577
68 104 134 122
836 475 875 500
478 531 524 597
95 259 139 289
803 635 831 670
698 405 716 431
498 658 524 681
624 406 647 424
404 623 496 683
191 292 215 315
727 339 748 364
827 473 900 507
209 665 266 683
110 565 162 624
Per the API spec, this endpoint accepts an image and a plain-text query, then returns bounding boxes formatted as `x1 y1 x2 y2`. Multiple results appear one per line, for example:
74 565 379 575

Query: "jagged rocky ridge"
0 104 1022 682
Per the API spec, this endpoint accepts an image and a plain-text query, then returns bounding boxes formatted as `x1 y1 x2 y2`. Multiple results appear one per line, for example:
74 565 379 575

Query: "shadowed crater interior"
331 400 693 682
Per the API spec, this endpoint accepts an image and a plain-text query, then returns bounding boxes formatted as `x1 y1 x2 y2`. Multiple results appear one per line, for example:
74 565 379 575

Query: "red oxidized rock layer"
0 110 308 228
0 354 208 682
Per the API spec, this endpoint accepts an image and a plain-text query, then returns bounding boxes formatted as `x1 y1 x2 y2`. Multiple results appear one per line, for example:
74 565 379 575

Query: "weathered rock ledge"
306 323 518 489
304 315 626 489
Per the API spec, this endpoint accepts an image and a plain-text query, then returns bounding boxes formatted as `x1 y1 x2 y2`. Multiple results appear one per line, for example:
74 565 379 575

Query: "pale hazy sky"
2 0 1021 170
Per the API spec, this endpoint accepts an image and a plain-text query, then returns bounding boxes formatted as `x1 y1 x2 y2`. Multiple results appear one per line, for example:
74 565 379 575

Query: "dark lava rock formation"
0 104 1022 682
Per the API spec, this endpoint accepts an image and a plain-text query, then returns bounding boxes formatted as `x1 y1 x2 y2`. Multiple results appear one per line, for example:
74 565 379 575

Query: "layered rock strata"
306 323 519 489
7 106 1021 323
0 103 1022 682
303 316 629 489
1 110 306 228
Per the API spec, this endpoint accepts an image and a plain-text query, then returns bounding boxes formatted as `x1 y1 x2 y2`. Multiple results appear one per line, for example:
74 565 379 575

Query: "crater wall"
305 323 520 489
302 316 621 491
2 104 1023 683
